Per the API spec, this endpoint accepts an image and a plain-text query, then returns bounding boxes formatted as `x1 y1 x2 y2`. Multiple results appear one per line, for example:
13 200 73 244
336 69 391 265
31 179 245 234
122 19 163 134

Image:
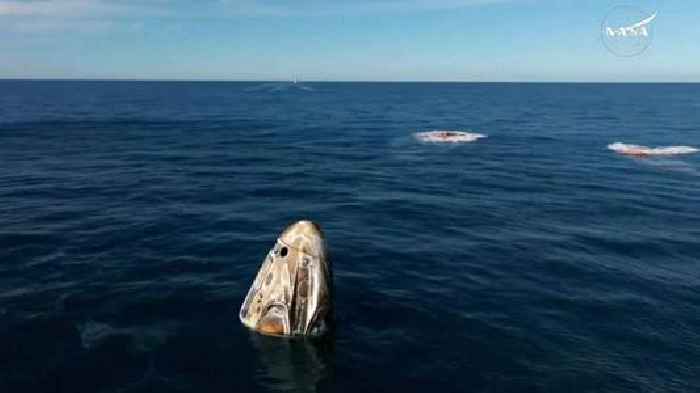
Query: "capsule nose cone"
284 220 322 237
280 220 326 258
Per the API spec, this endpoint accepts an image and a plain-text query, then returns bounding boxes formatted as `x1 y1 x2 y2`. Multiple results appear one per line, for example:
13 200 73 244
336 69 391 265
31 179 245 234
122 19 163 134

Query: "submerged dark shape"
240 220 333 337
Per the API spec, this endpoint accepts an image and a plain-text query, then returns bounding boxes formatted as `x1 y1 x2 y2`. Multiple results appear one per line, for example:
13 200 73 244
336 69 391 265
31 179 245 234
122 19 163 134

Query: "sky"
0 0 698 81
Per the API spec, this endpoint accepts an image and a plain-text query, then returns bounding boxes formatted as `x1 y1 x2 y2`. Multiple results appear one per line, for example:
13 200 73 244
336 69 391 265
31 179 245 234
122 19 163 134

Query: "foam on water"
608 142 699 156
78 321 117 350
415 130 487 143
78 321 178 351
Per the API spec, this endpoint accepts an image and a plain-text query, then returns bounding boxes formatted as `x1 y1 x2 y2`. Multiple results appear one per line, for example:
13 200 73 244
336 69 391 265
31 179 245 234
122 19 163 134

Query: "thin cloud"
0 1 152 33
0 0 172 18
0 0 93 16
0 0 513 18
219 0 514 16
0 0 516 33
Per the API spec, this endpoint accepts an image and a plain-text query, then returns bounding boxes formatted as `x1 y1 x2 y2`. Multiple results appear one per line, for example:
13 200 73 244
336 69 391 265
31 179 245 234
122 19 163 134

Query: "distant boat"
608 142 698 157
415 130 486 143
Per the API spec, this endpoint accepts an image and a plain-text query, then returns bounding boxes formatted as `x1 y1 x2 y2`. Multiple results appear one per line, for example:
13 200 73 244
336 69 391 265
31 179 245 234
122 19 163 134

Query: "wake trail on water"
634 158 700 177
244 82 314 93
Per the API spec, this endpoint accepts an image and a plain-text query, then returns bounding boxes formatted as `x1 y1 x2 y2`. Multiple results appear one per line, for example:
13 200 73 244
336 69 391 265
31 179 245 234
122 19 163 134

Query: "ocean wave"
608 142 698 156
415 131 486 143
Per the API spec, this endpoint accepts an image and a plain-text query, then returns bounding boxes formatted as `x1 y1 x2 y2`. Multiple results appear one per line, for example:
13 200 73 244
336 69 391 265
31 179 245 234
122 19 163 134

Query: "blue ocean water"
0 81 699 393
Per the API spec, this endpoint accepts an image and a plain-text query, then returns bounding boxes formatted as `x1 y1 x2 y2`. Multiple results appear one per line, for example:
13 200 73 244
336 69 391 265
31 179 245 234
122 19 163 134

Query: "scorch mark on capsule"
239 220 333 337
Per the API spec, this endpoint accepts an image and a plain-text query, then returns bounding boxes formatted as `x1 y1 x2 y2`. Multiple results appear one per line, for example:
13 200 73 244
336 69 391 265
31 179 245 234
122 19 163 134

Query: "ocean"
0 81 698 393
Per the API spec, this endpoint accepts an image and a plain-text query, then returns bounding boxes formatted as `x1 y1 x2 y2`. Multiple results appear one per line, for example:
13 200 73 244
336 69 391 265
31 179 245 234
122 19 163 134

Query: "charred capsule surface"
239 221 333 337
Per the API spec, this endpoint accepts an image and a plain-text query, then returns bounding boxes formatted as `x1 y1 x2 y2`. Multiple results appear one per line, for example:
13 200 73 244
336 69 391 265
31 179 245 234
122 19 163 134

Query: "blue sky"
0 0 697 81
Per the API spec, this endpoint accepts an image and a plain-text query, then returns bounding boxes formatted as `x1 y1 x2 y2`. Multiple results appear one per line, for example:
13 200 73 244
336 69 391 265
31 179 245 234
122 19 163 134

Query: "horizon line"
0 78 698 84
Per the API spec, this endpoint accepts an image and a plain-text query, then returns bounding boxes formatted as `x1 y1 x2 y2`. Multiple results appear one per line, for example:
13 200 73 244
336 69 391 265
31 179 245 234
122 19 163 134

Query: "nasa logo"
601 5 657 57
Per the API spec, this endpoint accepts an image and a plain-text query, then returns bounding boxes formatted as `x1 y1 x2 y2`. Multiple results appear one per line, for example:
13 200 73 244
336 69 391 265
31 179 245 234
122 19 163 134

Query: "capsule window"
280 247 288 257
